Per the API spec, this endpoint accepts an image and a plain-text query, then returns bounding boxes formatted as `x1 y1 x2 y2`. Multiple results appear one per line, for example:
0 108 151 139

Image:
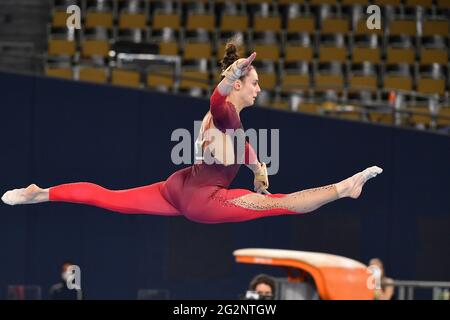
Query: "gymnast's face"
235 68 261 108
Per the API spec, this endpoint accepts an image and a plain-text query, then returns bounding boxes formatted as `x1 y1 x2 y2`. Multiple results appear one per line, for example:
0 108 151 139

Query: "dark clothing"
49 282 82 300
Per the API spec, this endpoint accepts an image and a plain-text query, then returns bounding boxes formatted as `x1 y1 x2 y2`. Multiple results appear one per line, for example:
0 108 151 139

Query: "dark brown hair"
220 33 256 79
249 274 276 292
220 41 240 72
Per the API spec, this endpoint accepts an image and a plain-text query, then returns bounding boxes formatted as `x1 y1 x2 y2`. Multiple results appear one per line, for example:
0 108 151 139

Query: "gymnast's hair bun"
220 34 243 72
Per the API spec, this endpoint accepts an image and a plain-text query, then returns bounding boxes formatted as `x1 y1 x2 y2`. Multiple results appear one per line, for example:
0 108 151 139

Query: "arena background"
0 0 449 299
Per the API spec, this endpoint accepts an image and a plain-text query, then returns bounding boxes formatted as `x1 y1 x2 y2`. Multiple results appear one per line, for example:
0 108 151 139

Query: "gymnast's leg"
1 182 181 216
228 166 383 214
184 166 382 223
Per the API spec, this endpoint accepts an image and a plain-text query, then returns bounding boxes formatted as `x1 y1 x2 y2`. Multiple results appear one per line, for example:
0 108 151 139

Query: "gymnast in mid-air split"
2 41 382 224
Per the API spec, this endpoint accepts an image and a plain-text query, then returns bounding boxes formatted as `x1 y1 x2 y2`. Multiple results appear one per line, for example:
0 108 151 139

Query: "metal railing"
390 280 450 300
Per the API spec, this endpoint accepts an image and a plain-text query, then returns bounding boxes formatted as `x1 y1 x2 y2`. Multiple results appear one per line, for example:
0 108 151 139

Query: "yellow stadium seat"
81 40 110 57
52 11 70 28
85 12 113 28
349 75 378 92
408 107 431 127
285 46 313 62
253 44 280 61
406 0 433 7
386 48 415 64
423 21 449 36
152 14 180 30
247 0 273 3
186 14 215 32
119 13 147 29
183 42 212 60
258 72 277 91
180 70 209 90
368 111 394 125
321 18 349 34
310 0 339 4
287 17 315 33
48 39 76 56
298 103 320 114
374 0 402 5
331 109 363 121
341 0 370 4
319 47 347 63
147 68 175 89
159 42 178 56
111 69 141 88
352 47 381 63
253 16 281 32
436 0 450 9
389 20 417 36
279 0 307 4
180 0 210 3
214 0 241 3
271 98 290 111
384 75 413 91
315 74 344 90
417 78 446 95
46 67 73 80
420 48 448 65
281 74 310 92
220 15 248 32
437 107 450 127
79 67 107 83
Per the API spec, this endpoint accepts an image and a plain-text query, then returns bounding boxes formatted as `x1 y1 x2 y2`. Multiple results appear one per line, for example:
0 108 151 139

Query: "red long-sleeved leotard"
49 87 298 223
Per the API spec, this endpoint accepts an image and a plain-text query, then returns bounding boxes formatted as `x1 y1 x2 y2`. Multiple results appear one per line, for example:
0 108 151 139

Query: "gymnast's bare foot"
336 166 383 199
1 184 49 205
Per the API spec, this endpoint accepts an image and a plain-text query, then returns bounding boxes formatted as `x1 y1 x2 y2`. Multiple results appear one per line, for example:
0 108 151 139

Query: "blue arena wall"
0 71 449 299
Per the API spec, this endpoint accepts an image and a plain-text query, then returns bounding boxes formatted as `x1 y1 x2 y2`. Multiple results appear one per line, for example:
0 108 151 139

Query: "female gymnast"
1 41 382 224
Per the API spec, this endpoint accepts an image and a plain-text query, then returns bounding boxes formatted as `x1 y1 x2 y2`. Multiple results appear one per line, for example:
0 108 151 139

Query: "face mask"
61 271 70 282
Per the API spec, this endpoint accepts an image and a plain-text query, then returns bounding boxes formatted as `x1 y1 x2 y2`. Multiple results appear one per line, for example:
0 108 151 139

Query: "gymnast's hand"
254 162 270 194
221 52 257 82
237 52 256 75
